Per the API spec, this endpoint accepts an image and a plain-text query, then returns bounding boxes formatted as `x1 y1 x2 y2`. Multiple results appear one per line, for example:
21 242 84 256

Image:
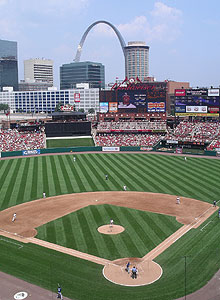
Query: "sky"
0 0 220 88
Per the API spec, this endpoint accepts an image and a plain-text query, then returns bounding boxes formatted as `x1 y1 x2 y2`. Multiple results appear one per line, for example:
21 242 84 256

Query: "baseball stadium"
0 83 220 300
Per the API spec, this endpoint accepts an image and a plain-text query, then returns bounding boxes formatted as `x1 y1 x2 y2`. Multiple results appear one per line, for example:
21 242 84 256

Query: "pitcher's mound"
98 225 124 235
103 257 162 286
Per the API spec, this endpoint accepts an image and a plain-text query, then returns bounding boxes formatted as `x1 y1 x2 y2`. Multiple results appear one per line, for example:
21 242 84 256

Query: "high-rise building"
124 41 149 81
60 61 105 90
0 39 18 91
24 58 53 85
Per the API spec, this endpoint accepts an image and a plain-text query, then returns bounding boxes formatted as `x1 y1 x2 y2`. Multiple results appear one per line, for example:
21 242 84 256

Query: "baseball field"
0 152 220 299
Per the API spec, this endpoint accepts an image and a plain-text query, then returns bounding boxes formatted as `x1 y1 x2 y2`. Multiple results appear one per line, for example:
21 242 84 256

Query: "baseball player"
43 192 46 198
110 219 113 227
125 261 130 274
176 196 180 205
213 200 217 207
184 156 187 161
73 156 76 162
218 209 220 219
131 266 138 279
12 213 16 222
123 185 127 191
57 285 63 299
105 174 108 180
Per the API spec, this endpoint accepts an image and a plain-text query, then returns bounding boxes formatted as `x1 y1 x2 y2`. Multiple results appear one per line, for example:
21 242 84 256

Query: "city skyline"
0 0 220 88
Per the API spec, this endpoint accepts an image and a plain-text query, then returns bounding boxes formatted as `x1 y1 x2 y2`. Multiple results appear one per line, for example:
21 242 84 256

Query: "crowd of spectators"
95 133 161 147
97 121 167 132
0 129 45 152
165 121 220 144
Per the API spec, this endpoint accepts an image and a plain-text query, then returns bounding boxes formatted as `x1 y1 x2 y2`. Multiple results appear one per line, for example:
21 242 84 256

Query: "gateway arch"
74 20 126 62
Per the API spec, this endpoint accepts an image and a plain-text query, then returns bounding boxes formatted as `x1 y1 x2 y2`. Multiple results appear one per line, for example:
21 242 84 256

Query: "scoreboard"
99 83 167 113
175 88 219 117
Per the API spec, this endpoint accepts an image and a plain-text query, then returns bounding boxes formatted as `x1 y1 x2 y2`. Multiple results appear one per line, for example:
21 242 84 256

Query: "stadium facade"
0 39 18 91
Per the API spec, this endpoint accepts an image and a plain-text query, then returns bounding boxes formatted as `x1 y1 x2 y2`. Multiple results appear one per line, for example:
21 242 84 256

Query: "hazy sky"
0 0 220 88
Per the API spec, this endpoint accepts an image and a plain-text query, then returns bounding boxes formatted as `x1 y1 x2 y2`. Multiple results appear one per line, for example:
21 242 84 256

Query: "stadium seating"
0 129 45 152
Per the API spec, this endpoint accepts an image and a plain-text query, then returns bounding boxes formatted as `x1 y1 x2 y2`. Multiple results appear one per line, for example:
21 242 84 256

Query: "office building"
60 61 105 90
0 39 18 91
0 88 99 113
124 41 149 81
24 58 53 85
19 79 52 91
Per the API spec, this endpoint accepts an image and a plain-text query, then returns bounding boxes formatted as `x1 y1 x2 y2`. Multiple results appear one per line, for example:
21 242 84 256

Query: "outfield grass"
0 153 220 299
46 137 94 148
36 204 182 260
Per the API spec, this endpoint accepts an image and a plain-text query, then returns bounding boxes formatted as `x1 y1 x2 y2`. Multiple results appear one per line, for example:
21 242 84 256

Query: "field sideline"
0 153 220 299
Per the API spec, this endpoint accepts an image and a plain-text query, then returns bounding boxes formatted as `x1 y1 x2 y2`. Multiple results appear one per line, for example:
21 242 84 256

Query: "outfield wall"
0 146 217 158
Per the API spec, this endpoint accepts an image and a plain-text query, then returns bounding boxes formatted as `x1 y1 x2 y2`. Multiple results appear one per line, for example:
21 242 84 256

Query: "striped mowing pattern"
0 153 219 210
36 204 182 260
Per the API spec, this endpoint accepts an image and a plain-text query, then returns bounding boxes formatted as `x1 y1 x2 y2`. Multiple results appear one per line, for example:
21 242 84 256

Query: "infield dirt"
0 191 217 286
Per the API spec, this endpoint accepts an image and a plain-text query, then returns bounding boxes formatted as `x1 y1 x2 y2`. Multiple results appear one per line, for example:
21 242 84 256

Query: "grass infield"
0 153 220 299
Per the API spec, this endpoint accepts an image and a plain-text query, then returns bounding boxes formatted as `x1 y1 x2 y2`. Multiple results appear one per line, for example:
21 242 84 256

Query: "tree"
54 102 63 112
0 103 9 113
88 108 95 114
78 108 85 113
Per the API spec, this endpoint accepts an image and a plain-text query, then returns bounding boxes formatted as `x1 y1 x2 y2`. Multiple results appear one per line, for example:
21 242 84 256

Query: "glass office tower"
60 61 105 90
0 39 18 91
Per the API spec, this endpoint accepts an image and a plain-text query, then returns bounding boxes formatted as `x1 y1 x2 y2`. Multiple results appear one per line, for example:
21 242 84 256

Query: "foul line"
0 238 23 249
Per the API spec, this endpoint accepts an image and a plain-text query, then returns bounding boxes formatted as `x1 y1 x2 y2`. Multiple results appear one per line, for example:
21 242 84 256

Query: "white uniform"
110 219 113 227
184 157 187 161
12 213 16 222
176 197 180 204
123 185 127 191
43 192 46 198
73 157 76 162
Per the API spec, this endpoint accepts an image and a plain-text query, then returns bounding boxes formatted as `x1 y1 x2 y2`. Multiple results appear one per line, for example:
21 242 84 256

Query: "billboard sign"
23 149 40 156
60 104 74 111
102 147 120 152
109 102 118 113
186 106 207 113
100 102 108 113
147 102 166 112
186 89 207 96
74 93 80 102
208 107 219 113
208 89 219 96
175 105 186 113
175 89 186 96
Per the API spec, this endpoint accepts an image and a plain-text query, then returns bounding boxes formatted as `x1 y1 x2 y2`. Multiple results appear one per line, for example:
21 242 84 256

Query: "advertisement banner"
186 89 207 96
140 147 153 151
22 149 40 156
208 107 219 113
109 102 118 113
208 89 219 97
186 106 207 113
176 148 183 154
60 104 74 111
74 93 80 102
175 89 186 96
167 140 178 144
102 147 120 152
100 102 108 113
175 105 186 113
175 113 219 117
147 102 166 112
